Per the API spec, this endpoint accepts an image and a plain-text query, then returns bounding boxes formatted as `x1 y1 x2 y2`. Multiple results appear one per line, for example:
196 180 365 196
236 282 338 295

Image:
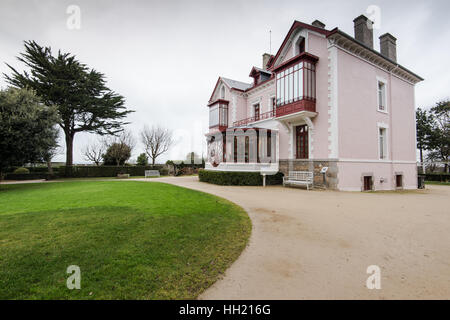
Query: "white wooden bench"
145 170 160 178
283 171 314 190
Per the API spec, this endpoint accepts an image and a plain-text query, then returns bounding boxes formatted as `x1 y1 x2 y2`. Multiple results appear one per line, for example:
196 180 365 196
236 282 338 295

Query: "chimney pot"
262 53 271 70
353 15 374 49
379 33 397 62
312 20 326 29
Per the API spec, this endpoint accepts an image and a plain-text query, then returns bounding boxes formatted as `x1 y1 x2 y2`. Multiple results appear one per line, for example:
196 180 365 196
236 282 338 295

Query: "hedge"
4 173 55 180
5 166 59 174
198 169 284 186
58 165 168 178
422 172 450 182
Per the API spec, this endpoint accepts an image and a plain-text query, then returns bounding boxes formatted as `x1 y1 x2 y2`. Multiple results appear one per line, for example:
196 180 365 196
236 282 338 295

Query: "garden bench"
145 170 160 178
283 171 314 190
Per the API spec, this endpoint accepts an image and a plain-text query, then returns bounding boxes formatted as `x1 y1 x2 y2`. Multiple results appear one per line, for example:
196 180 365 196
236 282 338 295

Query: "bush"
136 153 148 166
13 167 30 174
198 169 283 186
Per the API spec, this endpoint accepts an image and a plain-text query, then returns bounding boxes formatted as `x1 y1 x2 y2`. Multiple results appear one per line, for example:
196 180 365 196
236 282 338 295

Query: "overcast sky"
1 0 449 164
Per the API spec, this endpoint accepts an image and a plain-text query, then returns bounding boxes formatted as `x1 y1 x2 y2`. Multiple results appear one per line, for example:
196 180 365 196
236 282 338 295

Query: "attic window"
298 38 305 54
220 85 225 99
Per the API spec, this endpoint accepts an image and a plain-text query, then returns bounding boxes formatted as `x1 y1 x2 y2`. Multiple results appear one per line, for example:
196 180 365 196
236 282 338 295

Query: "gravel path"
139 176 450 299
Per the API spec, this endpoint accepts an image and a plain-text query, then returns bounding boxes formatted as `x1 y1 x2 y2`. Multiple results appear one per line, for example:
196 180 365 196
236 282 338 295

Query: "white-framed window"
269 95 276 113
378 126 388 160
220 85 225 99
253 103 260 120
377 79 387 112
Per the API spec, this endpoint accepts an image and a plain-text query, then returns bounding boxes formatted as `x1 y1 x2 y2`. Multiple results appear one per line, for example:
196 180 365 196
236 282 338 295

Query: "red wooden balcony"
233 110 274 127
275 98 316 117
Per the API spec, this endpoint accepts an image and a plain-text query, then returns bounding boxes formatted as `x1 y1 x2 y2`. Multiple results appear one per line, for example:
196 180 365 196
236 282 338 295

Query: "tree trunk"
47 160 53 175
65 131 74 176
152 157 155 166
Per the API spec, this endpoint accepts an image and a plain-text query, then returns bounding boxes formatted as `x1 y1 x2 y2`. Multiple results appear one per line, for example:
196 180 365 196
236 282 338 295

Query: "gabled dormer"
249 66 272 87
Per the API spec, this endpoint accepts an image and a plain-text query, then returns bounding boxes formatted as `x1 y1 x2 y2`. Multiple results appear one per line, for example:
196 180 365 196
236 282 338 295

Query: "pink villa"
205 15 423 191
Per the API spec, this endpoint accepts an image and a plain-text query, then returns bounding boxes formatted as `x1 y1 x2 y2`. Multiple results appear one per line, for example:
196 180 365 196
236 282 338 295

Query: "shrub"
198 169 283 186
136 153 148 166
13 167 30 174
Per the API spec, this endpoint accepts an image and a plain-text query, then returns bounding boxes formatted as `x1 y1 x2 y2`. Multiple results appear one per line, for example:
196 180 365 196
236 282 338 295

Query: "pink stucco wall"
307 32 330 159
336 48 417 190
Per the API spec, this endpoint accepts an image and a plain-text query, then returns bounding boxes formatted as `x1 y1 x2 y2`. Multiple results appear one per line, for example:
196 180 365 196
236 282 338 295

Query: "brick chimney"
311 20 325 29
262 53 271 70
379 33 397 62
353 15 374 49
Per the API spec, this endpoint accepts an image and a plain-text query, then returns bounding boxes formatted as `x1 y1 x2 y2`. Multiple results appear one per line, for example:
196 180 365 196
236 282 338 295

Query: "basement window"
396 174 403 188
363 176 373 191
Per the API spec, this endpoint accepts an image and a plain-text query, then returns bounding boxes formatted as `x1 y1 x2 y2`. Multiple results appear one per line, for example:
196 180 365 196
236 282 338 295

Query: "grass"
425 180 450 185
0 181 251 299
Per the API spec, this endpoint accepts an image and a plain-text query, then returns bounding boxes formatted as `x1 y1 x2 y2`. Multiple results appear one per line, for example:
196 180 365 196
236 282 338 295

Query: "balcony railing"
275 98 316 118
232 110 274 127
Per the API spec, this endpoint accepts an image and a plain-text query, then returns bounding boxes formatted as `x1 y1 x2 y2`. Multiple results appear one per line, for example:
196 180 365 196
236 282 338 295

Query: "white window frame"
269 95 276 113
376 76 388 114
253 102 260 119
377 123 389 160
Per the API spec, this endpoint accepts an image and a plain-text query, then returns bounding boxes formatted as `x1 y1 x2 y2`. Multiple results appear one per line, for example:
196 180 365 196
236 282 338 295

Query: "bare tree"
83 140 105 166
140 125 174 165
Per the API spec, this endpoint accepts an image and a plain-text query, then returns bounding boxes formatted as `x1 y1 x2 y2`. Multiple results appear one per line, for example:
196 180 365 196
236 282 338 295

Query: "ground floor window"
363 176 373 191
296 125 308 159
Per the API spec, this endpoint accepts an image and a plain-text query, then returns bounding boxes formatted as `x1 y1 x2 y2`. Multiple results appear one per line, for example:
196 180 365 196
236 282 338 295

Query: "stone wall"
279 159 338 189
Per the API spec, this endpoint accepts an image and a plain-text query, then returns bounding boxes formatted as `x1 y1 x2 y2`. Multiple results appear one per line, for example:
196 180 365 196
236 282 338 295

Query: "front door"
296 125 308 159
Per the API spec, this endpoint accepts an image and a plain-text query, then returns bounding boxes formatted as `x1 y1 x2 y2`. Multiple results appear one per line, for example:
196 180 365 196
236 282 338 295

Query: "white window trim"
268 95 276 113
376 76 388 114
250 98 261 117
377 122 389 160
251 102 261 118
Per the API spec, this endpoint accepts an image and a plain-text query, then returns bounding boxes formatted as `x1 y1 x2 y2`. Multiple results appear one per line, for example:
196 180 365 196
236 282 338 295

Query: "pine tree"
4 41 133 174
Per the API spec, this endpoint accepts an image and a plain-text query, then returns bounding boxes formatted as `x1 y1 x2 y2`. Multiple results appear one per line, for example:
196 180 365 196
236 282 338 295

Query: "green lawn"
0 181 251 299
